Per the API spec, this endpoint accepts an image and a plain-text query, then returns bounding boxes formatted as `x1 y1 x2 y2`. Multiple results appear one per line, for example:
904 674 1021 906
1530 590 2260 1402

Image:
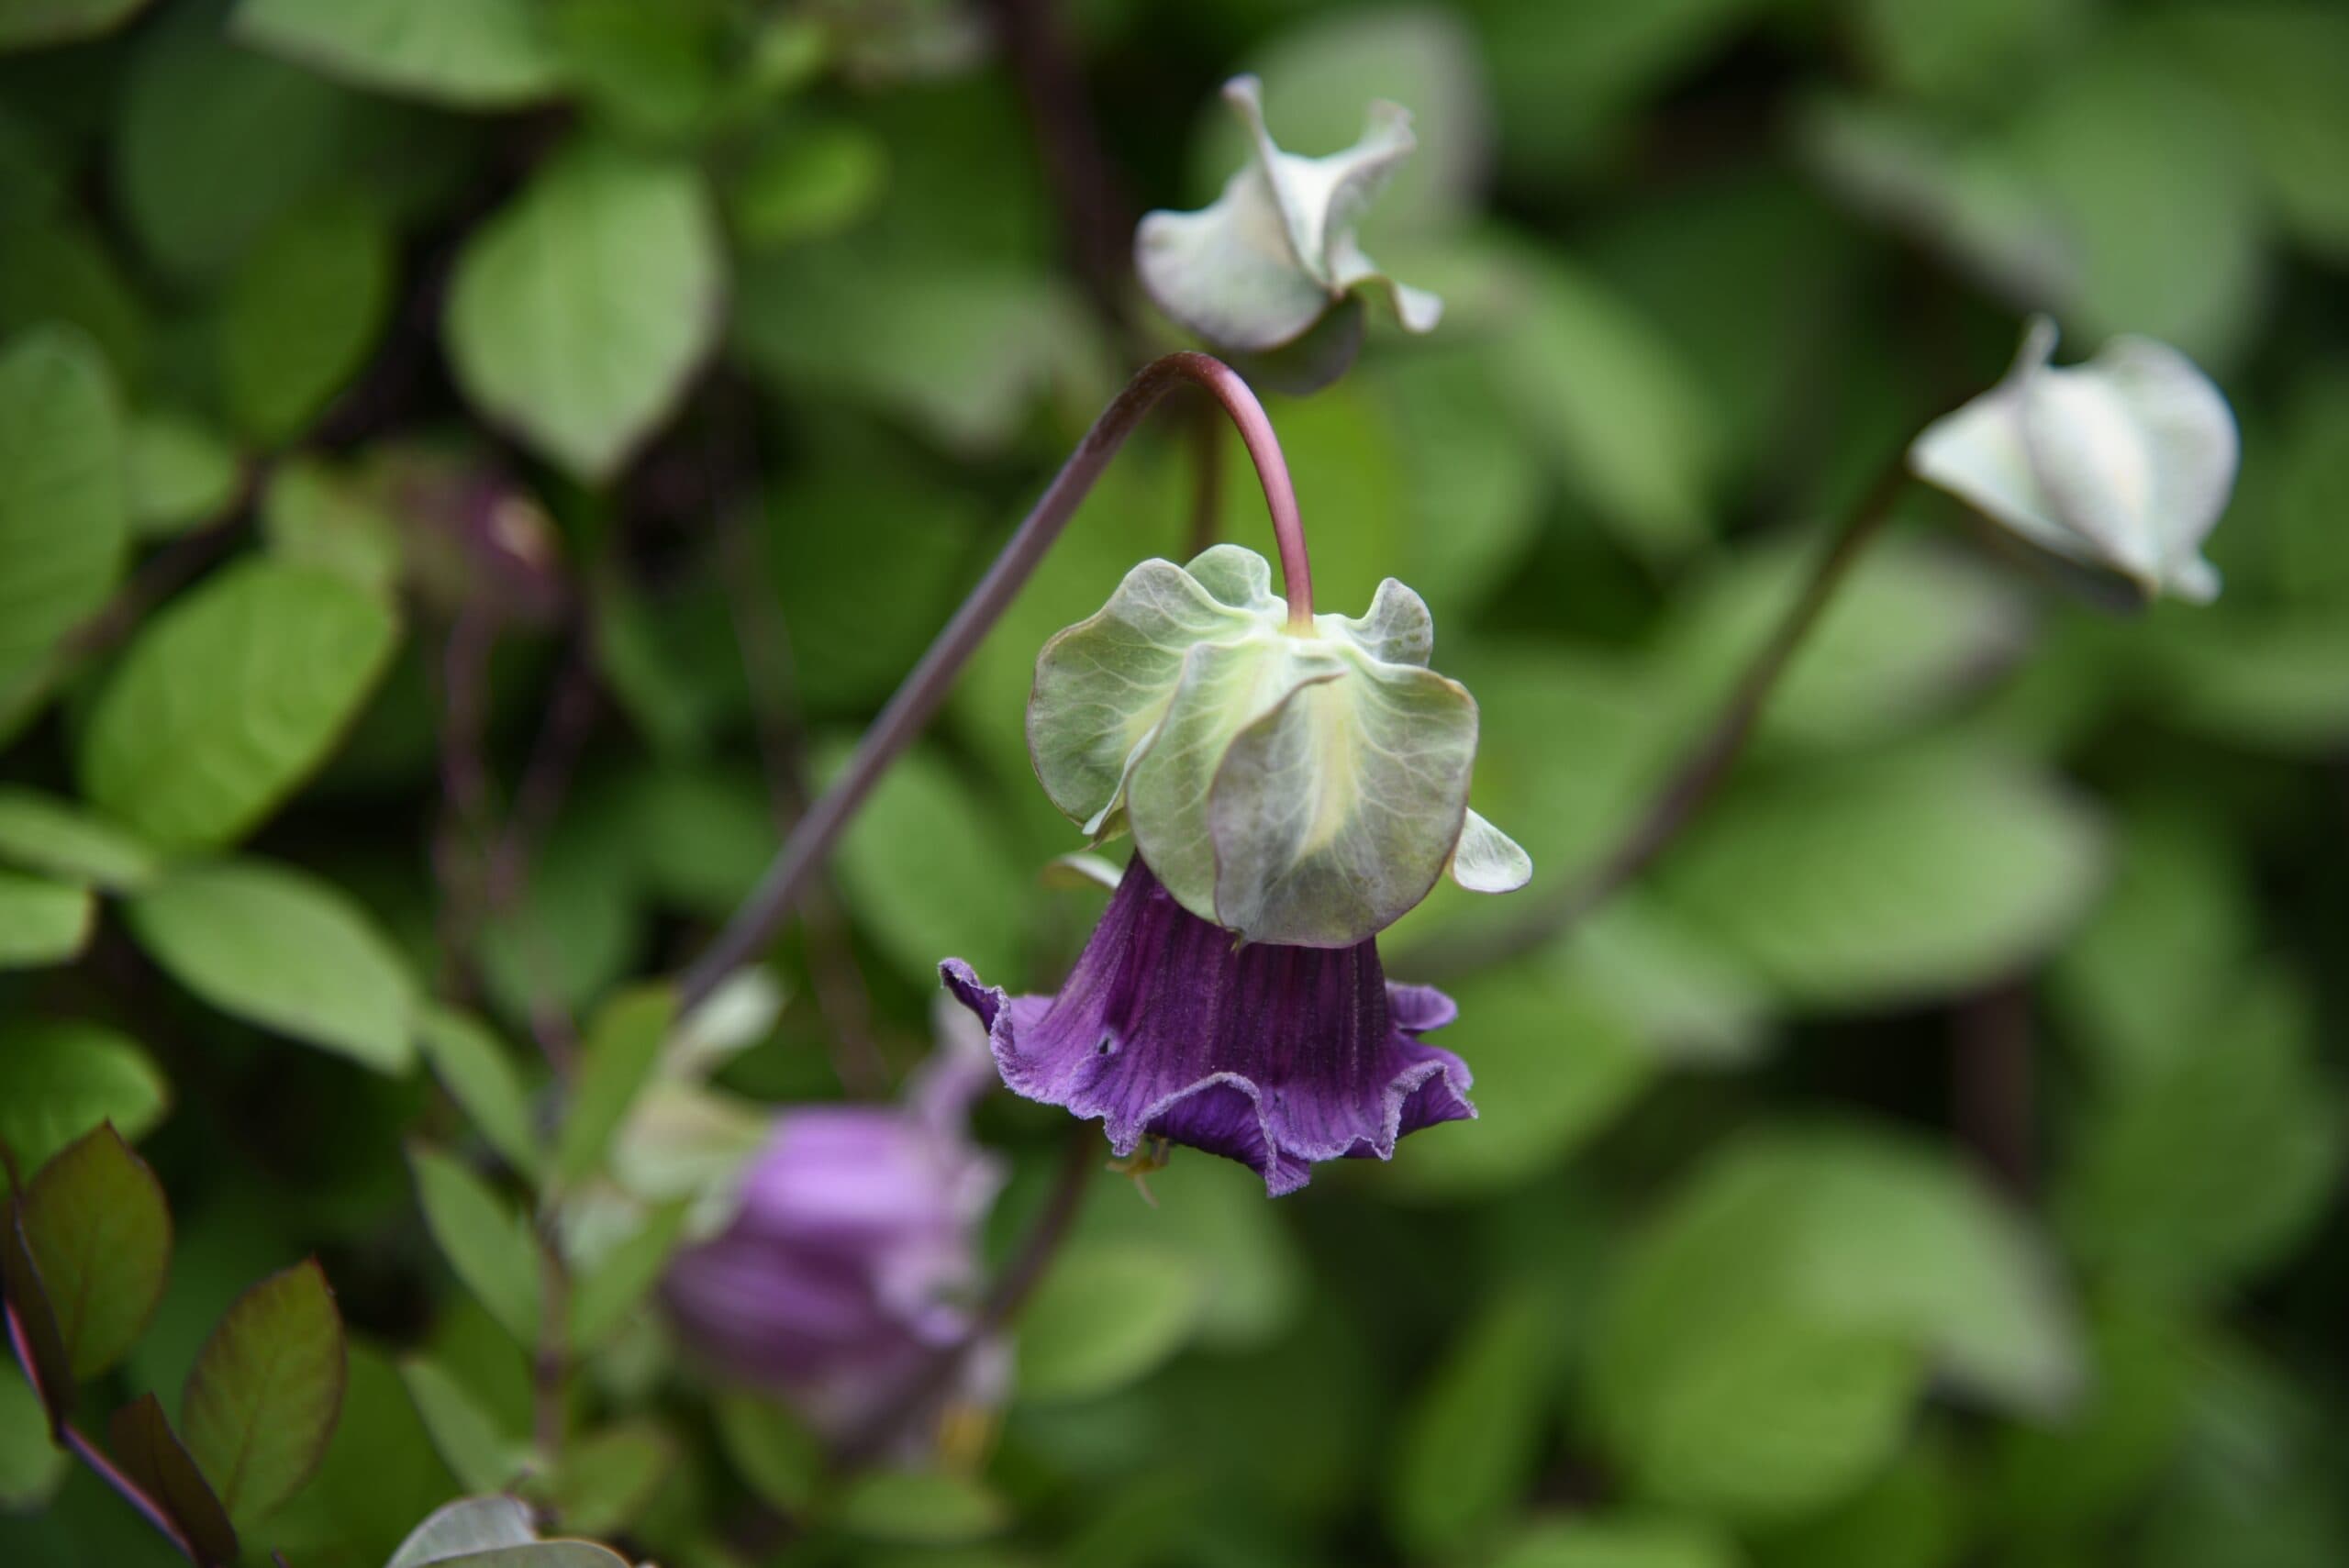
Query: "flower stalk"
676 351 1314 1014
1408 451 1912 978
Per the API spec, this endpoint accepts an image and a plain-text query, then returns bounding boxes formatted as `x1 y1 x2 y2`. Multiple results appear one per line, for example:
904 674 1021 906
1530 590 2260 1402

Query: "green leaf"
835 1469 1009 1545
1489 246 1723 559
398 1358 527 1495
543 1419 674 1538
1851 0 2089 101
1383 965 1653 1200
1489 1516 1742 1568
445 139 724 480
2055 970 2344 1298
1387 1282 1571 1558
1015 1240 1207 1403
108 1391 241 1566
734 250 1088 454
0 1358 66 1510
731 122 889 251
2001 51 2266 362
0 786 160 890
127 858 417 1073
409 1145 540 1349
126 410 241 538
0 325 126 677
220 194 395 444
81 559 401 851
415 1006 541 1179
114 0 359 280
0 0 152 50
1752 1434 1964 1568
2049 802 2254 1087
1657 745 2106 1008
262 1346 466 1568
552 985 673 1188
17 1123 172 1378
179 1259 346 1529
568 1201 688 1351
259 455 405 593
1591 1124 2080 1521
233 0 562 109
826 739 1031 988
0 871 92 969
1661 534 2030 750
0 1023 165 1169
2152 5 2349 261
1066 1154 1305 1351
713 1393 821 1514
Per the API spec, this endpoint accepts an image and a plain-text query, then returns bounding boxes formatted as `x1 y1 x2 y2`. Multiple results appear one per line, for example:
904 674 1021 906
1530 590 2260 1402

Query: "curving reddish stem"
676 352 1311 1013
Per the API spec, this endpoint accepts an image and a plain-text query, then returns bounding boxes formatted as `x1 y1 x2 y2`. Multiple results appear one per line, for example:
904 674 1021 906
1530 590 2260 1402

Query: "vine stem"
1408 454 1912 980
675 351 1311 1016
6 1304 200 1564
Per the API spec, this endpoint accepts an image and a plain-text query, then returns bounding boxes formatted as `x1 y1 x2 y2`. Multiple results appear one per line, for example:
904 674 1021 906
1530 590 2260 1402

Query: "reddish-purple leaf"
179 1260 346 1529
18 1122 173 1377
109 1390 241 1566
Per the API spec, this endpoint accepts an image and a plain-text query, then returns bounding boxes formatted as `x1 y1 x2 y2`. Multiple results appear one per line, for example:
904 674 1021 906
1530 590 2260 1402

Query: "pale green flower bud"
1026 544 1528 949
1135 75 1442 357
1910 317 2238 606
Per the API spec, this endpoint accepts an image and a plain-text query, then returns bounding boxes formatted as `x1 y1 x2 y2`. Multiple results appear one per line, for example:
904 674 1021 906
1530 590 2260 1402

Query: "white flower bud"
1909 317 2238 605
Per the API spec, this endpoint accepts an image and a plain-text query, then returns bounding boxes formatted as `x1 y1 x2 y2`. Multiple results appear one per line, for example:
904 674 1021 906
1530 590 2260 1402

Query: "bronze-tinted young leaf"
179 1259 347 1529
17 1122 172 1378
552 985 674 1187
108 1390 240 1567
1 1211 73 1432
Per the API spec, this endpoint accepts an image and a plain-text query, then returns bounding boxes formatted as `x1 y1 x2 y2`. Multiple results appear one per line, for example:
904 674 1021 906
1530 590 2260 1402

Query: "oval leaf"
1015 1241 1206 1403
445 140 723 481
233 0 562 109
80 559 400 851
409 1145 541 1349
128 858 417 1073
0 1019 170 1173
0 325 127 678
0 786 160 890
18 1123 172 1378
180 1259 347 1529
0 870 93 970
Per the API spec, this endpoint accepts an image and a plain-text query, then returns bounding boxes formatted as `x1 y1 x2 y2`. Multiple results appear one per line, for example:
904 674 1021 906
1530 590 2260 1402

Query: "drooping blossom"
944 856 1473 1197
661 1019 1004 1440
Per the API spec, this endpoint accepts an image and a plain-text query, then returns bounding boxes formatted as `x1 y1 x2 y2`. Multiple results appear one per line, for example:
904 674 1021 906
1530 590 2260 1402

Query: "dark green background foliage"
1 0 2345 1564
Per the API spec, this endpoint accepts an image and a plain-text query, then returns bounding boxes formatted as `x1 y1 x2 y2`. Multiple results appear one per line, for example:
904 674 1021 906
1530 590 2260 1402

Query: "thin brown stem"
715 491 888 1096
1954 981 2035 1196
831 1126 1096 1467
1407 455 1911 979
533 1235 568 1463
675 352 1310 1016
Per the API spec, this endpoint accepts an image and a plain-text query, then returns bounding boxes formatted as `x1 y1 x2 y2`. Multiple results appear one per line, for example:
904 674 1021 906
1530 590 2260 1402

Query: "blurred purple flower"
942 856 1473 1196
662 1035 1004 1439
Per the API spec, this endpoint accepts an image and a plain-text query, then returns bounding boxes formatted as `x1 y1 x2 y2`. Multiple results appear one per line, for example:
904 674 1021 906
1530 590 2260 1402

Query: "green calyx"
1027 544 1529 948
